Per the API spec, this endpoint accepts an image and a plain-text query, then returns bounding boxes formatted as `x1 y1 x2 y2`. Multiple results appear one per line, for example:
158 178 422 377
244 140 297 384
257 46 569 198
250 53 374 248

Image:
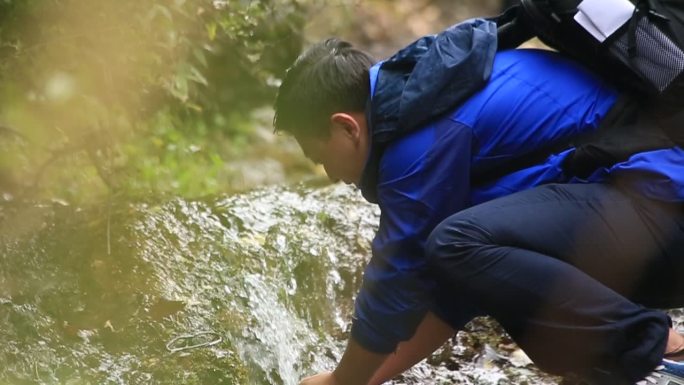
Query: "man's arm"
368 311 455 385
300 337 387 385
300 311 455 385
301 122 474 385
336 338 388 384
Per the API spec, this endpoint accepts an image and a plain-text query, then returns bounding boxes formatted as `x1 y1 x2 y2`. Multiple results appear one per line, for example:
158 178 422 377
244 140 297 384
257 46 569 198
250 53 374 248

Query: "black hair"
273 38 376 139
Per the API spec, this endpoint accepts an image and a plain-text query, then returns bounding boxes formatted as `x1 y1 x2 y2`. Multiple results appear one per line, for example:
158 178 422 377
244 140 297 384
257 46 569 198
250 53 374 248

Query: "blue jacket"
351 20 684 353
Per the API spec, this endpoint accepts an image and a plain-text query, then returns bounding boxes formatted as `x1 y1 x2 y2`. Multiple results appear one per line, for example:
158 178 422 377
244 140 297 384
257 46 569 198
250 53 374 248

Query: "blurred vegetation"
0 0 309 203
302 0 503 58
0 0 505 204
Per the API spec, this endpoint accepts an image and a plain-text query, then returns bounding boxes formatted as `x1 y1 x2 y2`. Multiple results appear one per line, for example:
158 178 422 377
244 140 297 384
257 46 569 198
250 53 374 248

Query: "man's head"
274 38 376 184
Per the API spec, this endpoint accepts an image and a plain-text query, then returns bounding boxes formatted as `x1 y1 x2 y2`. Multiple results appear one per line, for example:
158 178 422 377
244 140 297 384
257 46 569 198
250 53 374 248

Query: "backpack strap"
471 94 676 187
561 94 675 178
493 4 536 50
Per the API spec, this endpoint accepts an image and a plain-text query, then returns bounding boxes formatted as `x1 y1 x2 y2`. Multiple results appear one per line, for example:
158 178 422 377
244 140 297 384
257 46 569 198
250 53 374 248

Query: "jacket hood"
360 18 498 203
369 18 498 145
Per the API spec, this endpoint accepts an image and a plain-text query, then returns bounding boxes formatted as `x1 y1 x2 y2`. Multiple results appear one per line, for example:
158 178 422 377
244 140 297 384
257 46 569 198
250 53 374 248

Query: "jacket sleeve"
586 147 684 202
350 119 475 353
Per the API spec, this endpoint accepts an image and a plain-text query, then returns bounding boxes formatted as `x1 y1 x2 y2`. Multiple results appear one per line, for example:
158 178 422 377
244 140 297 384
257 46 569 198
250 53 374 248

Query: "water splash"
0 184 376 384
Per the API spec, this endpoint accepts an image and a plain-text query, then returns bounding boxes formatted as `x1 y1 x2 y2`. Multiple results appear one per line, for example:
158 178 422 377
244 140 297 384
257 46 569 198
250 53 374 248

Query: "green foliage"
120 110 254 199
0 0 307 202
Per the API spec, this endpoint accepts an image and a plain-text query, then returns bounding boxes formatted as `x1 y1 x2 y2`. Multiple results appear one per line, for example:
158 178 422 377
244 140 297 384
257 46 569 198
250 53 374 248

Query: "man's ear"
330 113 361 141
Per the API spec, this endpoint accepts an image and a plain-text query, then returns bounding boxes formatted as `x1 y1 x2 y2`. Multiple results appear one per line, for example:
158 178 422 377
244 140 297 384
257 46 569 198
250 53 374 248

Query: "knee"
425 213 493 274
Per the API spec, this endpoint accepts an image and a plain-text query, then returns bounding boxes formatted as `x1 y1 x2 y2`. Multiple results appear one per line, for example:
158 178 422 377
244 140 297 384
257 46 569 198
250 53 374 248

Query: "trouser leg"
425 183 684 383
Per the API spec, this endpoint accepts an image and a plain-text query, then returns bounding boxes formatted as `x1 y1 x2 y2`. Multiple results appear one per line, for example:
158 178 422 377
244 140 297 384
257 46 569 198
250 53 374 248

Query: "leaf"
169 75 189 103
188 65 208 86
153 4 173 22
206 22 217 41
193 48 208 68
185 102 203 113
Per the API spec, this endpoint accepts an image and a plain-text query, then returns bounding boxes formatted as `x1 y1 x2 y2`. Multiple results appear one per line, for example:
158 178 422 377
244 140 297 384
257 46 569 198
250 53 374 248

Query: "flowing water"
1 184 682 385
0 184 374 385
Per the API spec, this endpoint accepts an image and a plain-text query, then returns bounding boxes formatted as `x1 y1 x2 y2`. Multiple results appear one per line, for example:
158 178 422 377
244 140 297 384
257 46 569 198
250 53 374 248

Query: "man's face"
297 112 368 185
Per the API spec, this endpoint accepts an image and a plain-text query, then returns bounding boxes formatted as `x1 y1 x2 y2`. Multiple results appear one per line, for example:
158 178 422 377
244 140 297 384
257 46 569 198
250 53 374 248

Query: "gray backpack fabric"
495 0 684 148
493 0 684 178
497 0 684 104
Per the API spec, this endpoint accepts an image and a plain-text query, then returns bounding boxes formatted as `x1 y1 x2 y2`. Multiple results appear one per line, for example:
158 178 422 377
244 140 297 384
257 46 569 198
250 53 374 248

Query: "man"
273 18 684 385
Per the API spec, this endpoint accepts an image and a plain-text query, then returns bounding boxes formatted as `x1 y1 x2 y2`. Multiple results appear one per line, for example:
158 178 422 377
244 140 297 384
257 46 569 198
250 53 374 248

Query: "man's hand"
299 338 387 385
299 312 453 385
299 372 337 385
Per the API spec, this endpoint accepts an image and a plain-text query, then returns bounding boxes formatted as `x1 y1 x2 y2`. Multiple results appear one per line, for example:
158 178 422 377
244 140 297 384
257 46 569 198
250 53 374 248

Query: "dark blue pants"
425 183 684 384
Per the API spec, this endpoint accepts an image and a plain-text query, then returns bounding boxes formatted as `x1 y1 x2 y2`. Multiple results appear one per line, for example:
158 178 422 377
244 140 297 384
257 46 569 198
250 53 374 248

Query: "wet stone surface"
0 184 681 384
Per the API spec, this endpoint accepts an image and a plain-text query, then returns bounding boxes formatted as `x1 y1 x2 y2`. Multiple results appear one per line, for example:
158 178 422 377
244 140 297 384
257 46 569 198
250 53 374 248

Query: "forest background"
0 0 507 204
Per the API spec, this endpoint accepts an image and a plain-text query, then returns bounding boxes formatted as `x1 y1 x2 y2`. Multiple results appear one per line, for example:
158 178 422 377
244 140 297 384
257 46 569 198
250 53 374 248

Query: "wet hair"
273 38 376 139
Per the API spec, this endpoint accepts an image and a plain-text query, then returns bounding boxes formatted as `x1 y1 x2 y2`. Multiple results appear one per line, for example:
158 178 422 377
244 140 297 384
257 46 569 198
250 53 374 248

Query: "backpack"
492 0 684 177
497 0 684 104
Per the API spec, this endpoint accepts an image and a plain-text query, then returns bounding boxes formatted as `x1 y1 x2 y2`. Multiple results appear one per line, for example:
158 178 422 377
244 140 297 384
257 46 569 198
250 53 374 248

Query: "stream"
1 183 681 384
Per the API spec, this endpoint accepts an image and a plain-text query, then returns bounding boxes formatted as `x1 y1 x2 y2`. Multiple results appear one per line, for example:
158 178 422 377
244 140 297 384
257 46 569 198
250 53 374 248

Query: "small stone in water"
509 348 533 368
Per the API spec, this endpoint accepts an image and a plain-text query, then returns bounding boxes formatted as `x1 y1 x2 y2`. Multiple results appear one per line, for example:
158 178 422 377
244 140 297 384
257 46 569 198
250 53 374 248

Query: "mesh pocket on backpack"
609 17 684 92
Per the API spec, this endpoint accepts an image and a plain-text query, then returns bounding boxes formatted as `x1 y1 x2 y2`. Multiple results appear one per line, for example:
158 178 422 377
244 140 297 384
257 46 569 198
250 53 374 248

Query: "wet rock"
1 185 682 384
